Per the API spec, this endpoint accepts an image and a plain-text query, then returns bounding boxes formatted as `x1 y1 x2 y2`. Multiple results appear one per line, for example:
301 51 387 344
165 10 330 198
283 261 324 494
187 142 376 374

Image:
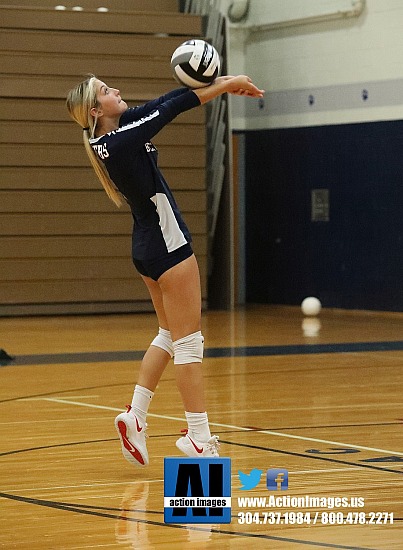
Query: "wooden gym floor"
0 305 402 549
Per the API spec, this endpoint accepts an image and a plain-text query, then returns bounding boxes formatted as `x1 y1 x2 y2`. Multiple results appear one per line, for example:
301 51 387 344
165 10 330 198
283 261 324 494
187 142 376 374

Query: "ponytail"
66 75 123 208
83 128 123 207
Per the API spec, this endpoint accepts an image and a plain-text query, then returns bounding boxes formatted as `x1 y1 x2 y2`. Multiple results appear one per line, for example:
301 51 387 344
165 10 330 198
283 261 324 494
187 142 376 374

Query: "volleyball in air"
170 39 220 88
301 297 322 317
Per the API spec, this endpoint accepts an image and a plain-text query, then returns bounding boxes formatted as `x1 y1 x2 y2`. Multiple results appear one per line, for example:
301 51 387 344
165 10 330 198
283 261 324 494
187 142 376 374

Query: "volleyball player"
66 74 264 467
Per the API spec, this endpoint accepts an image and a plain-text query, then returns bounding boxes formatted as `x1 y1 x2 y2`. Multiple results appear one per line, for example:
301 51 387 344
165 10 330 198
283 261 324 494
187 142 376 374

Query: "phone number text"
237 511 394 525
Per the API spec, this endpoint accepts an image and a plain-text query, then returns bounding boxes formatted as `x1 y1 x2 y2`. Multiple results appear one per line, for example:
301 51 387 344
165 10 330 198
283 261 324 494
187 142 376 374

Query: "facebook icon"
266 469 288 490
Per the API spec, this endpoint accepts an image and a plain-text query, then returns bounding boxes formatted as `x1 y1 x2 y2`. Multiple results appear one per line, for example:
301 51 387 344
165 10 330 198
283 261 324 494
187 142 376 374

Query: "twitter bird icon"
238 469 263 490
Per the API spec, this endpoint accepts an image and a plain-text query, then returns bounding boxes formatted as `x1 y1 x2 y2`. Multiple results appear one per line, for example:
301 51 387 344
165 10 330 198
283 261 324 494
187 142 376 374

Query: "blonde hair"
66 74 123 207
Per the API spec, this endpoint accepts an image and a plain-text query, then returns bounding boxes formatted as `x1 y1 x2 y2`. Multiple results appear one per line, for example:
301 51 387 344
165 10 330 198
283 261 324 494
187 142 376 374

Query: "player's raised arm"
193 75 265 104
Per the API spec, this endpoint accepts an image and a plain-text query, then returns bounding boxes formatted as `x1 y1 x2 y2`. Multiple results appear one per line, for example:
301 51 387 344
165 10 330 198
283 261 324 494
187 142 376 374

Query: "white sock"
131 385 154 425
185 411 211 442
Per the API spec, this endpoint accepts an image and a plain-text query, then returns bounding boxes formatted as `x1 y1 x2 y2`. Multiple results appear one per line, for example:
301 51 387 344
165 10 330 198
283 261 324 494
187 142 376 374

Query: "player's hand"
224 75 265 97
193 75 264 104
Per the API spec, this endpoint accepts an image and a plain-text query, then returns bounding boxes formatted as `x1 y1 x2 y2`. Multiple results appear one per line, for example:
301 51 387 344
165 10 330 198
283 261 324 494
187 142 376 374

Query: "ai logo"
164 458 231 524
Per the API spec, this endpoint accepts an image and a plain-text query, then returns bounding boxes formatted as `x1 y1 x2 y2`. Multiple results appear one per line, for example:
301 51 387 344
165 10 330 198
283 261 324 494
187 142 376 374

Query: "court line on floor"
20 396 403 414
3 340 403 367
218 403 403 412
3 430 400 476
2 469 362 493
0 491 381 550
220 439 403 475
41 397 403 457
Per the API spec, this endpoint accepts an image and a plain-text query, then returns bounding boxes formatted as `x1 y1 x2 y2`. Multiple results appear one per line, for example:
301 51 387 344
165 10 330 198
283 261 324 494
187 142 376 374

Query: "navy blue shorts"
133 243 193 281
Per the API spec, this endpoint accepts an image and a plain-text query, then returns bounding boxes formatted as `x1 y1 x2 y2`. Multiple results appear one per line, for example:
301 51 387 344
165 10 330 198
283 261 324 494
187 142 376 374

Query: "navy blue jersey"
89 88 201 260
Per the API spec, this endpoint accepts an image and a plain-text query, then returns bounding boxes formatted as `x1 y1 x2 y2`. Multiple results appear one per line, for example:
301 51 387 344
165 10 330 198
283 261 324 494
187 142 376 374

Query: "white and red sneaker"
115 405 149 467
176 429 220 457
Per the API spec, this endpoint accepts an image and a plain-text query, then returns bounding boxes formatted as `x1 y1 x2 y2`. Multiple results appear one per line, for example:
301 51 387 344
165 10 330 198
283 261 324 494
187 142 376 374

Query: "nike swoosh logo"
187 435 204 454
117 420 145 465
135 417 143 433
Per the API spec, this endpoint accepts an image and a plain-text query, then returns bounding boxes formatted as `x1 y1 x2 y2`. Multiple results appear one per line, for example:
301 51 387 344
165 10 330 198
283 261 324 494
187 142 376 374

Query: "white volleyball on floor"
170 39 220 88
301 296 322 316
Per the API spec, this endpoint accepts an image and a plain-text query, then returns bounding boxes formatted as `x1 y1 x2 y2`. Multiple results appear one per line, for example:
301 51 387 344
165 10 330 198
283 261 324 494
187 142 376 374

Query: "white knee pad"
173 331 204 365
151 327 174 358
